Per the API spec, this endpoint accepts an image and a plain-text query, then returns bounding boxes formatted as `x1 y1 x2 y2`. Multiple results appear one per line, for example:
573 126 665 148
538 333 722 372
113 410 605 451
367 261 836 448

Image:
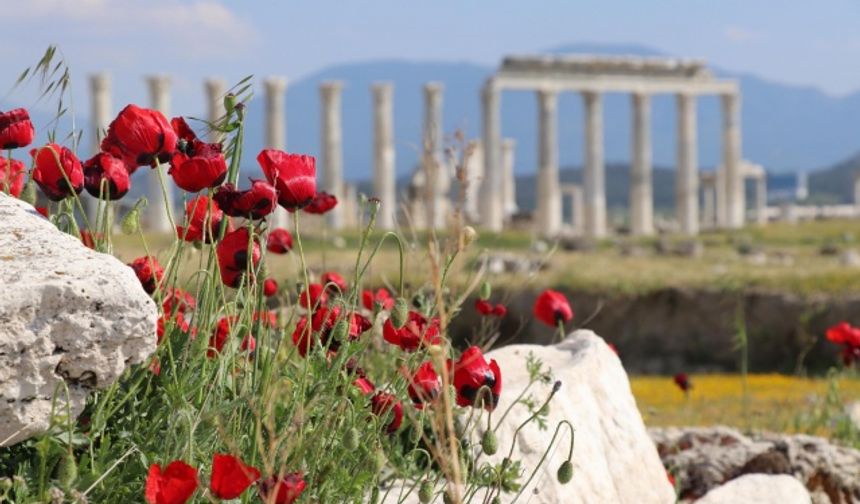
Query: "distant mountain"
237 42 860 184
8 42 860 192
809 152 860 204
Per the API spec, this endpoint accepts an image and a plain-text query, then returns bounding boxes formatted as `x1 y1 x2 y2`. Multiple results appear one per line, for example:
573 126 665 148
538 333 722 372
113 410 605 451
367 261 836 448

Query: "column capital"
319 81 344 98
89 72 110 93
582 89 602 102
372 81 393 95
536 88 558 104
204 78 226 92
424 81 444 94
145 74 171 91
264 76 288 93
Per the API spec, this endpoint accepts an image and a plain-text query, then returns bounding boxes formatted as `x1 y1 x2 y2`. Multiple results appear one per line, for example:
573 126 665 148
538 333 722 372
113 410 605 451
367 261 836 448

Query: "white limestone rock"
479 330 674 503
696 474 811 504
383 330 673 504
0 194 157 446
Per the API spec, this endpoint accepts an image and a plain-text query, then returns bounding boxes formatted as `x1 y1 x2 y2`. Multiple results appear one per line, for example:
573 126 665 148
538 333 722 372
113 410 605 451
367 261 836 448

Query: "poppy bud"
369 486 380 504
344 427 360 450
391 298 408 329
418 481 433 503
461 225 477 247
223 93 236 113
19 179 36 205
481 430 498 455
491 497 501 504
331 319 350 344
557 460 573 484
372 448 386 473
121 208 140 235
56 451 78 489
480 281 491 300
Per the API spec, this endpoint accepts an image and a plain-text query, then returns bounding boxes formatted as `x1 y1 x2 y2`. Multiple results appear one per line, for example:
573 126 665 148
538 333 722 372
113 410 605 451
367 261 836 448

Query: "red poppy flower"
256 149 316 211
362 288 395 311
370 391 403 433
321 271 347 294
144 460 198 504
452 346 502 411
266 228 293 254
407 361 441 408
149 357 161 376
169 117 227 192
0 157 26 197
258 472 306 504
157 312 191 345
475 299 493 316
216 227 261 288
533 289 573 327
263 278 278 297
209 453 261 500
102 104 177 171
673 373 692 393
213 180 277 219
129 256 164 294
383 311 442 352
0 108 35 150
291 316 313 357
208 316 234 358
79 230 97 249
303 191 338 215
36 206 49 218
299 283 327 310
176 195 228 244
162 288 196 315
30 143 84 201
826 322 860 347
353 376 376 395
83 152 130 200
492 304 508 318
310 306 371 352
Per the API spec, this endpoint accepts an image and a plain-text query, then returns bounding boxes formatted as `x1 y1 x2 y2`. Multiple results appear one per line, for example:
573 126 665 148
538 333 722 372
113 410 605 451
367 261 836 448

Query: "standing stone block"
0 195 157 446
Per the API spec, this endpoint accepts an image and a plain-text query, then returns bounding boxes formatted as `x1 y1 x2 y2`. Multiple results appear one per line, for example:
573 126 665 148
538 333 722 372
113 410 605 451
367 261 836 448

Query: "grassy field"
112 217 860 296
631 373 860 444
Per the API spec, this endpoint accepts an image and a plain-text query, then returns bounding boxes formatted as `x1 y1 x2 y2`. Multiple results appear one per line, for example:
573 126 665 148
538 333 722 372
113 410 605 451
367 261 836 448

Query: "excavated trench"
448 287 860 374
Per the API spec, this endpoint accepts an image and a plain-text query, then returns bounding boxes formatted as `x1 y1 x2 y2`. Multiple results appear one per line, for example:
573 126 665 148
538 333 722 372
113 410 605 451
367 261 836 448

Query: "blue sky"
1 0 858 116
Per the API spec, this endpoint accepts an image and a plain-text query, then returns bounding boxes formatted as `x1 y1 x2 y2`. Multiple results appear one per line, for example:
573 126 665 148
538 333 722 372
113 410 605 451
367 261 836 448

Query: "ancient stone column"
722 92 744 228
676 92 699 236
571 185 585 234
423 82 448 230
479 82 503 231
320 81 345 230
145 75 174 233
264 77 290 229
536 90 561 236
204 78 226 143
463 140 483 222
372 83 396 230
501 138 518 218
87 73 112 223
701 175 717 229
630 92 654 236
755 174 767 226
583 91 606 238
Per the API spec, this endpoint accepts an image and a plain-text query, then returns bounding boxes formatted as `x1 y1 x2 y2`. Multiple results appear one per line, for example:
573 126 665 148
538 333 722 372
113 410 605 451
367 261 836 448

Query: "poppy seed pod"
418 481 433 504
344 428 360 450
480 281 492 300
557 460 574 484
390 298 408 329
481 430 498 455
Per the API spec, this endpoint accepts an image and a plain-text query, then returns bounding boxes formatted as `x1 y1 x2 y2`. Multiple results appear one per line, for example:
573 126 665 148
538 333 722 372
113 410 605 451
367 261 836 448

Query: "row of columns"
480 82 745 237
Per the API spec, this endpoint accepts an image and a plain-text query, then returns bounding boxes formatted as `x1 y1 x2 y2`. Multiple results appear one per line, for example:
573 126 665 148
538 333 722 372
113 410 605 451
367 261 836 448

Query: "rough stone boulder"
0 195 157 445
650 426 860 503
481 330 675 503
696 474 811 504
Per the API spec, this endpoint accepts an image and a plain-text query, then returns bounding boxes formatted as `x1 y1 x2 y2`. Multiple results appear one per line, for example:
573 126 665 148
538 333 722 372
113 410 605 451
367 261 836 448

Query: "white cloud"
724 25 762 44
3 0 259 60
